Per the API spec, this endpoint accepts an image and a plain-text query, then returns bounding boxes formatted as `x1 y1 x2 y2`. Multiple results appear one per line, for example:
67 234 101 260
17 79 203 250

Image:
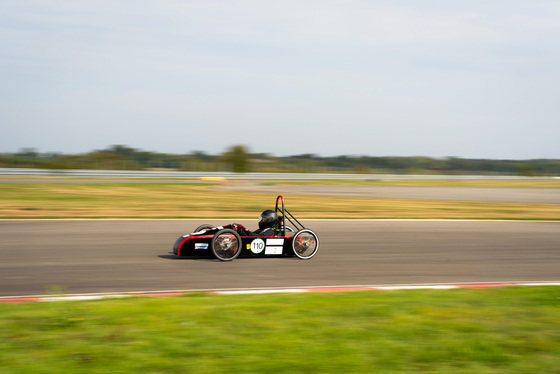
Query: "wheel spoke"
212 230 241 261
292 229 319 259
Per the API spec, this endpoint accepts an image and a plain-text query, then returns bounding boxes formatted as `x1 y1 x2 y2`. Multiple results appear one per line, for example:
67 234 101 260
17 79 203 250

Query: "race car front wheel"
292 229 319 259
211 229 242 261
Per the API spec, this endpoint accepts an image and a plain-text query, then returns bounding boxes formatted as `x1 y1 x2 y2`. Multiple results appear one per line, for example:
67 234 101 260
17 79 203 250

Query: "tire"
211 229 242 261
194 224 214 233
284 226 295 233
292 229 319 259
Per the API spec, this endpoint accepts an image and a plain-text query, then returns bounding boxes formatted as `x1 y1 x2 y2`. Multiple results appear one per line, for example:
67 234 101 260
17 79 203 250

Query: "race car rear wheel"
292 229 319 259
211 229 242 261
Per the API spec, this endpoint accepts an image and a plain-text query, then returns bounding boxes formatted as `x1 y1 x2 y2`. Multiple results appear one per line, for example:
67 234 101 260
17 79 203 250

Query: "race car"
173 195 319 261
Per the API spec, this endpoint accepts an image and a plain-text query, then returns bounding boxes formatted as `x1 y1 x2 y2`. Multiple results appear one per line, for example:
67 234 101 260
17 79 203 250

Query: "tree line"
1 145 559 176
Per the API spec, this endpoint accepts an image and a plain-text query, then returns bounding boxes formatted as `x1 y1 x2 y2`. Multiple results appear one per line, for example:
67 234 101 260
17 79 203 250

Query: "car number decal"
195 243 209 250
250 238 265 254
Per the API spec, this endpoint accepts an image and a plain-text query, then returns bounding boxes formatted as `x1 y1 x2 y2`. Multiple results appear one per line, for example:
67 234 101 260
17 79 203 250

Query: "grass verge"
1 287 559 373
1 183 559 220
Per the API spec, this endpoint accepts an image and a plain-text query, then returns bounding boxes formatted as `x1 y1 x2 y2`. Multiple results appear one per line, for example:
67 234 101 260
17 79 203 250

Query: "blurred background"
2 144 559 175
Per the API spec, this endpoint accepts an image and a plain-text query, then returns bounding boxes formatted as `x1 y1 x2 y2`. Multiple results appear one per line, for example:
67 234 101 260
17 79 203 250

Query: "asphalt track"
216 184 560 203
3 178 560 203
1 219 559 297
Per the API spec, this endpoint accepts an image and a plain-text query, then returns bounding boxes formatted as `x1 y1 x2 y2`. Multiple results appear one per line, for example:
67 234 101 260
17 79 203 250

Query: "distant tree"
18 147 38 158
515 163 535 176
222 145 251 173
190 150 214 162
106 145 136 158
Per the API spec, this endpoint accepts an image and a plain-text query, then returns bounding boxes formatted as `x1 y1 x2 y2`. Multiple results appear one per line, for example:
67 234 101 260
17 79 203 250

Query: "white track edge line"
2 282 560 302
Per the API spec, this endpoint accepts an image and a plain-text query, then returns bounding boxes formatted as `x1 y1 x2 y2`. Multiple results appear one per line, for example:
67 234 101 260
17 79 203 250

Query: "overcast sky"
1 1 559 159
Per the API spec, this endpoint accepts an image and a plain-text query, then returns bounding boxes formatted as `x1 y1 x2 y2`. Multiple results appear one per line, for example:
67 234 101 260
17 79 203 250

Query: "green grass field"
1 287 560 373
1 181 559 220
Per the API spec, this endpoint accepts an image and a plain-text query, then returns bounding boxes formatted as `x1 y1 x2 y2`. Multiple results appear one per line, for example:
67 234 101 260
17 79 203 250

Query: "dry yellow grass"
1 182 559 220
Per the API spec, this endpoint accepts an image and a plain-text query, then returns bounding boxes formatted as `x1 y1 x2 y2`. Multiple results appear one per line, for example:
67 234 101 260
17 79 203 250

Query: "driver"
233 210 280 237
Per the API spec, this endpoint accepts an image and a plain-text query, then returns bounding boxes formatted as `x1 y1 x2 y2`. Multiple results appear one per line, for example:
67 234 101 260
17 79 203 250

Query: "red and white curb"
1 282 560 303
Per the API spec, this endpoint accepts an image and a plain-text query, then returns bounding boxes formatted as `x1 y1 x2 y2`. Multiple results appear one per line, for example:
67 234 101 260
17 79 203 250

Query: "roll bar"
275 195 305 235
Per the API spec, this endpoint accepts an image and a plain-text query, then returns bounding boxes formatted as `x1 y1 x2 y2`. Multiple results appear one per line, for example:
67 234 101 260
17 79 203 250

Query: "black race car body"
173 196 319 261
173 226 297 258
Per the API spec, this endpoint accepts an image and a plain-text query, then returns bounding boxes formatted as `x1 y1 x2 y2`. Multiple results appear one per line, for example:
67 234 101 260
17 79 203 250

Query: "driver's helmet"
259 210 278 230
